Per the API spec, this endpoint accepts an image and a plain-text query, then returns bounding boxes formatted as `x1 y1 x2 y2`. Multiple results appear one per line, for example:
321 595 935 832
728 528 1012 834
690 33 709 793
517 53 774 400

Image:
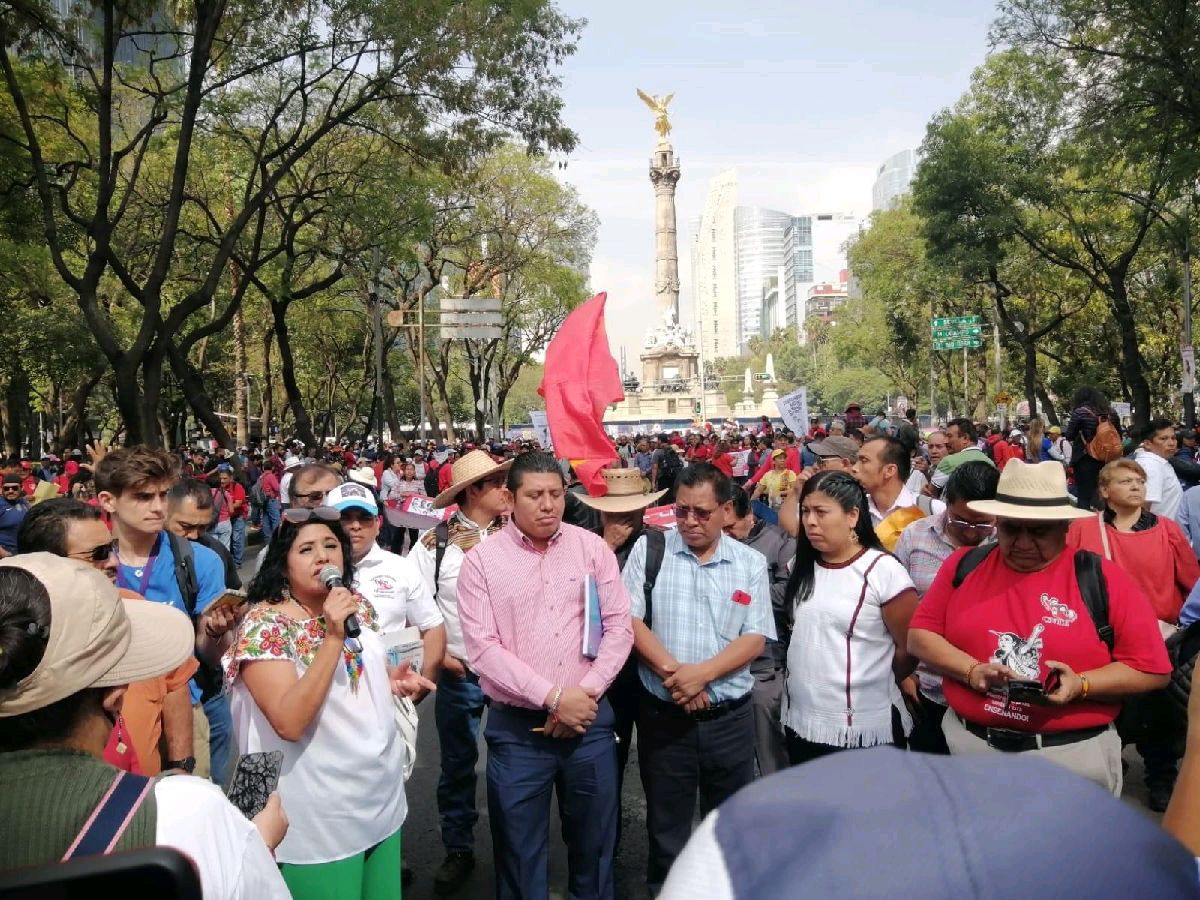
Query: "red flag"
538 292 623 495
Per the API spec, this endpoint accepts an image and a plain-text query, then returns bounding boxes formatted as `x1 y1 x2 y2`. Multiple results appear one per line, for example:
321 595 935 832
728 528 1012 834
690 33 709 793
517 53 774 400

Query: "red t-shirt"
212 483 247 522
438 462 455 492
711 452 734 477
910 547 1170 732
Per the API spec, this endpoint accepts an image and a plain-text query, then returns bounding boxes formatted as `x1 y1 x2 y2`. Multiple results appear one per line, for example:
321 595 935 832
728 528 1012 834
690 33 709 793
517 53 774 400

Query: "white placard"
1112 401 1132 421
777 387 810 436
1184 346 1196 394
731 450 751 477
530 410 551 449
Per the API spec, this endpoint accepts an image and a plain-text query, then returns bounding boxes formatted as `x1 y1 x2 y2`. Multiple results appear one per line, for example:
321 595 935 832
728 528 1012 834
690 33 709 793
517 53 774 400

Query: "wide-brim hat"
808 436 859 461
347 465 377 488
0 554 195 717
576 467 667 513
433 450 513 508
968 459 1093 521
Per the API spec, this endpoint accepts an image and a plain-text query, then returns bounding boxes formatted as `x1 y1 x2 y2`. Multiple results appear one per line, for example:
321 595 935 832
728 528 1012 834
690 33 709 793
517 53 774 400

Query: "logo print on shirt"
1040 593 1077 628
990 623 1044 679
373 575 396 594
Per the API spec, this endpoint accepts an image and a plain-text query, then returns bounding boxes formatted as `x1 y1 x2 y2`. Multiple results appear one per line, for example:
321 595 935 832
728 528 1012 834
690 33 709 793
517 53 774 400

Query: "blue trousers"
203 692 234 786
260 498 281 546
210 519 231 551
485 699 618 900
230 516 246 567
435 669 486 853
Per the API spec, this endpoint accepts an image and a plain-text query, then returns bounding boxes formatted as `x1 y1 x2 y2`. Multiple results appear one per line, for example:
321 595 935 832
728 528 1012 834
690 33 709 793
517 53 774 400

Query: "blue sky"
552 0 999 361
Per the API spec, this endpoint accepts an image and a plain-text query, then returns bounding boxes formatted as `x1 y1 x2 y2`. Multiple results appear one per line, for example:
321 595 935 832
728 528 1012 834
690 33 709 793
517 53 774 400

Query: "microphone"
319 564 361 640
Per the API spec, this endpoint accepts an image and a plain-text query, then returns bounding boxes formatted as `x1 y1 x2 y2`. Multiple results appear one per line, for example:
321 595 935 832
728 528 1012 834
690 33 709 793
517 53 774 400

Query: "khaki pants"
943 712 1123 796
192 703 212 780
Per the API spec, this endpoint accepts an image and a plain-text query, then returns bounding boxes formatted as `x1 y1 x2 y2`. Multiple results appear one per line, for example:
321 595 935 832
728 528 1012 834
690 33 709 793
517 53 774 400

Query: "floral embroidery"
222 596 380 693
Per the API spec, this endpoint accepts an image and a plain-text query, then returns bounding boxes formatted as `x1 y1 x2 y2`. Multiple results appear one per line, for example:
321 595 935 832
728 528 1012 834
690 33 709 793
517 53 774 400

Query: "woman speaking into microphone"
223 507 434 900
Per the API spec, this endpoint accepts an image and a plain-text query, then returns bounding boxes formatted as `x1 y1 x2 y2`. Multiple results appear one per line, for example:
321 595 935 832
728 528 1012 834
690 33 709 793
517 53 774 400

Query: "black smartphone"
1005 679 1047 705
224 750 283 819
1043 669 1062 696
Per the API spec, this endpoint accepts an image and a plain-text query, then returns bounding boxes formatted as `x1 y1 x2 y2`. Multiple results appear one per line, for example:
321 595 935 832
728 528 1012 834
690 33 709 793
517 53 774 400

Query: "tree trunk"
53 367 105 453
1022 339 1038 420
111 357 147 446
382 365 400 438
272 299 318 448
1108 278 1151 427
1035 381 1059 426
262 320 275 442
3 371 28 456
234 304 248 447
166 343 235 449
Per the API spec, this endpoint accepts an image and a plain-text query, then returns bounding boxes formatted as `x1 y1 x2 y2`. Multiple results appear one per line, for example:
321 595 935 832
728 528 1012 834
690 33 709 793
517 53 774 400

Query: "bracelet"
548 686 563 716
965 662 981 689
1080 675 1090 700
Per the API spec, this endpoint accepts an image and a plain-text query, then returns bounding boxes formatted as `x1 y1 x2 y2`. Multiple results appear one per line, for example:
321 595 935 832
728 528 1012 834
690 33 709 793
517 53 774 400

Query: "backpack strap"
168 532 200 619
432 521 450 601
641 529 666 630
61 771 154 861
952 543 997 588
915 494 934 516
1074 550 1114 654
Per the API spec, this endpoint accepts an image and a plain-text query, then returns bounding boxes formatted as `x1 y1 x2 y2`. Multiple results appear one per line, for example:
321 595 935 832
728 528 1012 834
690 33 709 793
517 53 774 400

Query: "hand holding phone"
225 750 284 820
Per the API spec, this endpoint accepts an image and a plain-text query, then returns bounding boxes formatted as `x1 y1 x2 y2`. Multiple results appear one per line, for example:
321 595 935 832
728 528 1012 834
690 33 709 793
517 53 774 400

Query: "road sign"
441 325 503 341
438 296 502 341
931 325 982 339
441 297 502 313
932 338 984 351
931 315 981 328
753 373 770 381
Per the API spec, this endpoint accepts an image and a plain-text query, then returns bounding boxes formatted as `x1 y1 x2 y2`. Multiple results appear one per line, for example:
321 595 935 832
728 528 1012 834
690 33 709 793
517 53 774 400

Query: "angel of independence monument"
607 91 774 428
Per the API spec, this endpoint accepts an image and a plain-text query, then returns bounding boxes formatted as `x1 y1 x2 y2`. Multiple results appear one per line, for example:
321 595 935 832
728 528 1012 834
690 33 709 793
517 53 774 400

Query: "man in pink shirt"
457 451 633 900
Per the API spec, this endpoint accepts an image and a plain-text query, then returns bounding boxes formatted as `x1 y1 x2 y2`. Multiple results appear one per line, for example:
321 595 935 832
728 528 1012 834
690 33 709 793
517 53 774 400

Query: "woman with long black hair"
1064 385 1116 511
783 471 919 764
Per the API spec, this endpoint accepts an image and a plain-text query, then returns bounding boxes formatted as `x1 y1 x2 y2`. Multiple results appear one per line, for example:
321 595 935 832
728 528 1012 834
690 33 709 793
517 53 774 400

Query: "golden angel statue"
637 89 675 140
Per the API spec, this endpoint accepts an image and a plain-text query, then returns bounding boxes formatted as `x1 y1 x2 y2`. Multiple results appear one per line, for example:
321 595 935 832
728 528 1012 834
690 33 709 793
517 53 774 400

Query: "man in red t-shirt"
908 460 1169 796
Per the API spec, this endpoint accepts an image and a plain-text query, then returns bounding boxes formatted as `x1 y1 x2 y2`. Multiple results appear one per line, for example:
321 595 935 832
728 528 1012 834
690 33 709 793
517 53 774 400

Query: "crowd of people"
7 382 1200 897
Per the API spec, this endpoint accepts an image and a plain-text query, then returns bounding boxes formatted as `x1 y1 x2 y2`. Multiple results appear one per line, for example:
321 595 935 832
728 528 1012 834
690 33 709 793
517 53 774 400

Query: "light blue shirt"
1177 485 1200 559
623 529 774 703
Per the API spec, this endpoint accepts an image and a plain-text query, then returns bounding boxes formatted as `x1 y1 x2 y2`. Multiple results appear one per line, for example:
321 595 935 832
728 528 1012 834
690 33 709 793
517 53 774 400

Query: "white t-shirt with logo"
353 542 443 635
1135 448 1184 523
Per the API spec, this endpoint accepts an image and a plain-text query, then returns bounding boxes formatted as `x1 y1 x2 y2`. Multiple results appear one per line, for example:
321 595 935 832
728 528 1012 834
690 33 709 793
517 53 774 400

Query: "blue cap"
668 748 1197 898
216 463 232 472
324 482 378 516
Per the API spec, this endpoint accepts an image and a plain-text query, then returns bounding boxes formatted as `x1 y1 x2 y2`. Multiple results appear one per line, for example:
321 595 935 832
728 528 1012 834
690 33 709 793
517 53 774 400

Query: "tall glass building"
872 149 920 211
734 206 793 352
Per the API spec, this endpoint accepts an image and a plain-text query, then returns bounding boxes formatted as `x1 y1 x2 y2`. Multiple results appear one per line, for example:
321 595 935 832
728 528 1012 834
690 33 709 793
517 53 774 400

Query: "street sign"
932 338 984 351
438 296 502 341
931 325 982 339
753 373 770 381
931 315 981 328
441 297 502 313
385 310 407 328
441 325 503 341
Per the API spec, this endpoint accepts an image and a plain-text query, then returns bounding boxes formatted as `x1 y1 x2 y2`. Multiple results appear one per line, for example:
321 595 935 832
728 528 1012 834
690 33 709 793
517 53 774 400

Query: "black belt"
958 715 1108 753
643 689 751 722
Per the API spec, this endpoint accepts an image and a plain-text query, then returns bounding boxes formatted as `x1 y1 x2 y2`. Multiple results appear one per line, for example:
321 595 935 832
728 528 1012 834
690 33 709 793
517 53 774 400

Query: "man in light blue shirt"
622 462 773 894
97 447 230 782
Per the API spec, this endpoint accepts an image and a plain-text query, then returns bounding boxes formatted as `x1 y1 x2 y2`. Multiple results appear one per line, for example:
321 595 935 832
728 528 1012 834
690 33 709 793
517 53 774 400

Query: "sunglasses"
282 506 341 524
69 541 116 563
946 517 996 534
674 504 718 523
2 484 21 491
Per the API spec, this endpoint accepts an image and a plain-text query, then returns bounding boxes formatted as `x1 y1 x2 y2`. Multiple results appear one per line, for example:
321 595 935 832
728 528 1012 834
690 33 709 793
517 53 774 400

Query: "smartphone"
224 750 283 819
208 589 248 612
1043 669 1061 696
1005 679 1047 705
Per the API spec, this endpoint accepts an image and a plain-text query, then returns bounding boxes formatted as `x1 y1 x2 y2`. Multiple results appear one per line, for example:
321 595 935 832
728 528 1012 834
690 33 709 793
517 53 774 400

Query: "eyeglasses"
2 484 21 491
68 541 116 563
291 489 332 507
946 516 996 534
997 520 1061 541
283 506 341 524
674 504 717 523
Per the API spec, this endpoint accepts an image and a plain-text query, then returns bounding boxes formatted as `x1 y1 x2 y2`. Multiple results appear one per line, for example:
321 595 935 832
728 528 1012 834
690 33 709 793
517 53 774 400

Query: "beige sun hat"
432 449 513 509
576 467 667 514
967 459 1093 521
0 553 195 718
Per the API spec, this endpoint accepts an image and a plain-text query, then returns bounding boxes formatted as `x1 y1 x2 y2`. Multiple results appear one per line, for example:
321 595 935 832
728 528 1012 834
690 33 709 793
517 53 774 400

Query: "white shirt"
227 620 407 864
354 541 443 634
867 484 944 524
1135 448 1184 522
905 469 929 497
410 514 499 661
154 775 290 899
784 549 914 748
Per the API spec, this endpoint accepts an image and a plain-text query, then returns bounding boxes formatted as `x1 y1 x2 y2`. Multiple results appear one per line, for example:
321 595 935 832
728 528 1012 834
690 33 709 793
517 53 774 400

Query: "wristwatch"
166 756 197 774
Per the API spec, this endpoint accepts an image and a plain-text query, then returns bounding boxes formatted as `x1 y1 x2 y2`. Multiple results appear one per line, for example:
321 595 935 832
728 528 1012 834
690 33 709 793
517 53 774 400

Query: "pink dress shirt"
457 521 634 710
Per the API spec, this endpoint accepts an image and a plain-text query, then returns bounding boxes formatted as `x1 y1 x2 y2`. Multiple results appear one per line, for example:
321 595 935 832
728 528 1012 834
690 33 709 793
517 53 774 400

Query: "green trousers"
280 830 402 900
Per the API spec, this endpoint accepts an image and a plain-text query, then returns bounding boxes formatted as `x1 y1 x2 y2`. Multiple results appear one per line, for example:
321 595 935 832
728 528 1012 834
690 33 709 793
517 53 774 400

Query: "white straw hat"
576 468 667 513
432 450 513 509
967 459 1093 521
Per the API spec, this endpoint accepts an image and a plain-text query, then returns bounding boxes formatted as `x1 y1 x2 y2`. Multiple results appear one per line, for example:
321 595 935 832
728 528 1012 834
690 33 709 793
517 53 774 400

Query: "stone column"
649 143 681 320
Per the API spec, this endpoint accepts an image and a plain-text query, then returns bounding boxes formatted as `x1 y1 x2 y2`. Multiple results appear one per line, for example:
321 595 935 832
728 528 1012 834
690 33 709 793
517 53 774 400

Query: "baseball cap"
0 554 195 718
770 449 787 460
661 748 1197 898
325 481 378 516
808 436 858 461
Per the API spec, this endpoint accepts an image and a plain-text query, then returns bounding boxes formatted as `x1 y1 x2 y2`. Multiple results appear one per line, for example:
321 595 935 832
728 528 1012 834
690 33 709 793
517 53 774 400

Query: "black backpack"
168 532 223 702
639 529 666 628
952 544 1113 653
656 451 682 494
1165 622 1200 727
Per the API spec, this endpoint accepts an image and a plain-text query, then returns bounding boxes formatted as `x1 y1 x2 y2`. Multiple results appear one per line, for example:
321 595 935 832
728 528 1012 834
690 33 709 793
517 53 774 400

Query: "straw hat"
0 554 195 717
576 468 667 514
432 449 513 508
967 459 1092 521
347 465 377 488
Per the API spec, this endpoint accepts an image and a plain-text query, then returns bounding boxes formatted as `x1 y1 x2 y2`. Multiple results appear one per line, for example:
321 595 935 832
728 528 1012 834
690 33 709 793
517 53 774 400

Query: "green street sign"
931 315 981 328
932 338 984 351
931 325 982 339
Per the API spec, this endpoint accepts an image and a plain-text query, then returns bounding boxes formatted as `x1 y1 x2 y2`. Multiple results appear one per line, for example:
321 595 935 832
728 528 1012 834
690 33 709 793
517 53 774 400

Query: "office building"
872 149 920 211
785 213 860 333
734 206 793 350
692 169 739 361
804 271 850 340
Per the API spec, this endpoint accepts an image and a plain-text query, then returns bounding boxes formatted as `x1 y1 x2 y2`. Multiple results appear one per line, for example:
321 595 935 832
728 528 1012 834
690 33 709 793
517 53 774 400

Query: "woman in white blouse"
224 510 434 900
783 471 919 764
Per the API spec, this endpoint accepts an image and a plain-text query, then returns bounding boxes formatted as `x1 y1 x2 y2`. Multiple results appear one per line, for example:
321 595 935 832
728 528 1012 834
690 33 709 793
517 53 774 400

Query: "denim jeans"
210 519 232 551
261 498 281 546
435 669 486 853
203 691 234 787
230 516 246 567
